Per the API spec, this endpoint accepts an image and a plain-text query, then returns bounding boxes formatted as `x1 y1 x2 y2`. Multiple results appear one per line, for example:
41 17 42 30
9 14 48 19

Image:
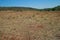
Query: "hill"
0 7 40 11
0 6 60 11
41 6 60 11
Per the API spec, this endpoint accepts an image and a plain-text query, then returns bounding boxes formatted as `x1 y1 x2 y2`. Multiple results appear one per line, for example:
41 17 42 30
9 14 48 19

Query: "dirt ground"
0 11 60 40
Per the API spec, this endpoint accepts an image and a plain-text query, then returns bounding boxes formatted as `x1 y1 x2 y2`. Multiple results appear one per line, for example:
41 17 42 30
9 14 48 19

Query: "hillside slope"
0 6 60 11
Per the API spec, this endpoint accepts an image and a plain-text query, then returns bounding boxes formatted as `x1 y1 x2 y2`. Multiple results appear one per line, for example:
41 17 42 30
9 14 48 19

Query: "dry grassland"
0 11 60 40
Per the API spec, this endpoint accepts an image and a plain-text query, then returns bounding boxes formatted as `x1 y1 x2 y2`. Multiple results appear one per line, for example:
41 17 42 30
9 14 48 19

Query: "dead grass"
0 11 60 40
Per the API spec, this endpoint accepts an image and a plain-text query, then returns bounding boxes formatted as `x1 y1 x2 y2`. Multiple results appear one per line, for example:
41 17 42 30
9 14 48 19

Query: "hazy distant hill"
0 7 40 11
41 6 60 11
0 6 60 11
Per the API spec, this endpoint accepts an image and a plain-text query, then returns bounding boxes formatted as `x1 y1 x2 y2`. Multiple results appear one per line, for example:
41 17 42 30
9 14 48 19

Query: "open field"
0 11 60 40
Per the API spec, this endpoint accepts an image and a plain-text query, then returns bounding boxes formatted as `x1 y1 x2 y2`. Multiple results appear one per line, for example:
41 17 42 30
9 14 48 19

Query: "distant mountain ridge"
0 6 60 11
41 6 60 11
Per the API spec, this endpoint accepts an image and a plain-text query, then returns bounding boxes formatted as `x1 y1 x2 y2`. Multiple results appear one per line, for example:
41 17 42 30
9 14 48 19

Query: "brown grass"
0 11 60 40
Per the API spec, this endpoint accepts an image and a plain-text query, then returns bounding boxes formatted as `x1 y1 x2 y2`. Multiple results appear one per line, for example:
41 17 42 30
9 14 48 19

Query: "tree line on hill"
40 6 60 11
0 6 60 11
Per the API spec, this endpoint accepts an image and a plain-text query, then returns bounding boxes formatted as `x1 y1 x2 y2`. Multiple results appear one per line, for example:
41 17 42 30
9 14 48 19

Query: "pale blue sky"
0 0 60 9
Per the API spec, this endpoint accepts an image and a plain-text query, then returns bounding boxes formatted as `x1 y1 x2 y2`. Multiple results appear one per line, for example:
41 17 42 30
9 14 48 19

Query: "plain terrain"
0 11 60 40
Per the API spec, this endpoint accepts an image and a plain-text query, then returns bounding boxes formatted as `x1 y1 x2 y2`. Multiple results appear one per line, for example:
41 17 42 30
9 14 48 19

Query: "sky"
0 0 60 9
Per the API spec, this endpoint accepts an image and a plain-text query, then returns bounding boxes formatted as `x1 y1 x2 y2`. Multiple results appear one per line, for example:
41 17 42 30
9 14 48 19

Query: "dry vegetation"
0 11 60 40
